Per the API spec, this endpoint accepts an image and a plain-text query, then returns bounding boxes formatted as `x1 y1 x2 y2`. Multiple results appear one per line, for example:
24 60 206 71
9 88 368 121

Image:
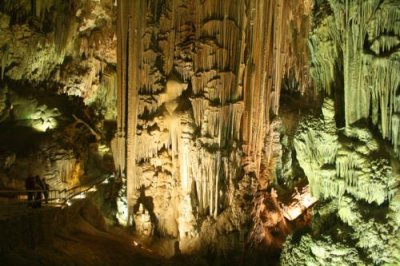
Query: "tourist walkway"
0 176 109 219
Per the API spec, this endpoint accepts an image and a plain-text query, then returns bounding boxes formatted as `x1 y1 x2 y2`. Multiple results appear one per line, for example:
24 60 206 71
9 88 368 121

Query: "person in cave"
25 175 35 207
42 178 50 204
33 175 44 208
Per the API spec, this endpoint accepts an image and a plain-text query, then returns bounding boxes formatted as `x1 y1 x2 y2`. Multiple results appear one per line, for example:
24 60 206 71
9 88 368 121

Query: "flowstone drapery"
295 99 394 204
309 0 400 154
288 98 400 265
114 0 311 252
280 1 400 264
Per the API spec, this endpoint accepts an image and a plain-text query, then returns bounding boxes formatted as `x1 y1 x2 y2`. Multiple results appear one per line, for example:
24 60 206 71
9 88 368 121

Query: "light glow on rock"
32 117 57 132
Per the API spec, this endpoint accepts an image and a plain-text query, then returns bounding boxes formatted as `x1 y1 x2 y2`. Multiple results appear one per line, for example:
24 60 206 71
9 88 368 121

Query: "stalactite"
191 70 217 95
189 97 209 127
53 1 77 54
392 115 400 153
190 148 222 217
1 48 7 80
116 0 146 219
34 0 53 20
202 103 243 146
54 158 80 189
116 0 312 234
79 36 89 58
295 99 392 205
242 0 312 176
136 130 170 161
104 71 117 102
137 95 159 116
165 0 177 76
312 0 400 154
205 72 239 105
309 19 342 95
111 134 126 176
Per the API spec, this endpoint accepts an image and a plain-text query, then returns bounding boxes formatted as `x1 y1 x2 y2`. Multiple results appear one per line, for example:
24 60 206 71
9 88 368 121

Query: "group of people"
25 175 49 208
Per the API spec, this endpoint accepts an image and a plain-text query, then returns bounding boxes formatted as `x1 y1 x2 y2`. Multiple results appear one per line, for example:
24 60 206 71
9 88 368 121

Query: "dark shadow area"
133 185 159 235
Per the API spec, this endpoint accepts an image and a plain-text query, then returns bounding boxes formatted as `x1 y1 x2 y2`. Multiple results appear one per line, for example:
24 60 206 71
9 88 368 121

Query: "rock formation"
0 0 117 191
0 0 399 265
114 0 312 255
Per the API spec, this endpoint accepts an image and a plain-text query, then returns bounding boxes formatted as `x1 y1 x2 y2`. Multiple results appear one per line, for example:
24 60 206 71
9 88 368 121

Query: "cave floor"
0 203 61 220
0 212 211 266
0 216 170 266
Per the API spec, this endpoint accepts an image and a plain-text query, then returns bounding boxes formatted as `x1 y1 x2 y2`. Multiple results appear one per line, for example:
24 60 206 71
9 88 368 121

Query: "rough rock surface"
114 1 312 259
281 98 400 265
0 0 117 191
309 0 400 154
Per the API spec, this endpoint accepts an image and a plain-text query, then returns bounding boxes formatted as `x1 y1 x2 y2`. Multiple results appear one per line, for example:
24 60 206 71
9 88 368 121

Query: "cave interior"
0 0 399 265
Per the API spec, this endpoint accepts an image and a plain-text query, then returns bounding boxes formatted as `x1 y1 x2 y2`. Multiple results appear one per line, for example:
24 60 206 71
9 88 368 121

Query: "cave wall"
0 0 117 190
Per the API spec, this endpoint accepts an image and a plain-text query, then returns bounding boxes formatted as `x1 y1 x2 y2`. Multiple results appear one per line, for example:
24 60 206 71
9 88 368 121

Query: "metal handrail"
61 175 109 202
0 176 109 218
